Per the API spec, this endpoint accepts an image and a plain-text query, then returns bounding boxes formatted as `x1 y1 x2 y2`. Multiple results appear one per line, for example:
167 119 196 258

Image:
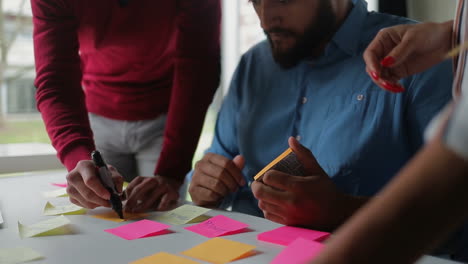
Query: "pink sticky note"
271 238 324 264
258 226 330 246
51 182 68 188
104 219 170 240
184 215 249 238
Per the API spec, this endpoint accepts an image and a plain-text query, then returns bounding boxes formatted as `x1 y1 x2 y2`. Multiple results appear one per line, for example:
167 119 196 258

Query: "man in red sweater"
32 0 221 212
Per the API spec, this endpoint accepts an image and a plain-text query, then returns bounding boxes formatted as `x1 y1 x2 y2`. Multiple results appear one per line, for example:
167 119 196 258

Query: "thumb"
288 137 326 175
233 155 245 170
381 36 414 69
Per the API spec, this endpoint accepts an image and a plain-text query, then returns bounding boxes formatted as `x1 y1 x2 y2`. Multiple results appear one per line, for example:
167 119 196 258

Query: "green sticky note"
153 204 211 225
43 188 69 198
43 202 86 216
0 247 43 263
18 215 72 238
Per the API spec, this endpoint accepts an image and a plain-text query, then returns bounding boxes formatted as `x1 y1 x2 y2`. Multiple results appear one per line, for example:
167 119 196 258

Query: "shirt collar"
329 0 368 56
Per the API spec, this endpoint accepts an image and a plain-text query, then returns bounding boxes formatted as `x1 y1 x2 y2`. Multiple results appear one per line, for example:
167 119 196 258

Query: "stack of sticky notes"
18 215 73 238
185 215 248 238
182 237 256 264
258 226 330 245
43 201 86 216
105 219 170 240
270 238 324 264
0 247 44 263
153 204 211 225
90 210 148 223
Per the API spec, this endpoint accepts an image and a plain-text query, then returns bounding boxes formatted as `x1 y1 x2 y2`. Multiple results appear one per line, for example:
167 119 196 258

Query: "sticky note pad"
0 247 44 263
90 210 148 222
43 188 69 198
50 182 68 188
43 201 86 216
271 238 324 264
153 204 211 225
254 148 305 181
130 252 200 264
182 237 256 264
258 226 330 246
184 215 249 238
18 215 72 238
104 219 170 240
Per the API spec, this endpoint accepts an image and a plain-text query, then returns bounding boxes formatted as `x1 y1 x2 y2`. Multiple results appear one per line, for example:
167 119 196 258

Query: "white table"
0 171 461 264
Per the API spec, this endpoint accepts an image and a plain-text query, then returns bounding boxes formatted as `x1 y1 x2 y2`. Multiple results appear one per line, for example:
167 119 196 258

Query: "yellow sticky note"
0 247 43 263
18 215 72 238
130 252 200 264
43 188 69 198
153 205 211 225
90 211 148 223
43 202 86 216
182 238 256 264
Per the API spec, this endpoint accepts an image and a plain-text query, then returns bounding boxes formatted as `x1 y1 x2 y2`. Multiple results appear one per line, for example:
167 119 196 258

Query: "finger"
233 155 245 170
76 162 111 200
263 211 286 225
68 187 101 209
382 34 415 69
67 174 110 207
205 153 246 186
196 160 239 193
108 165 124 193
189 185 222 205
363 28 394 74
258 200 284 216
123 176 144 199
288 137 326 175
125 180 163 212
262 170 305 192
157 191 179 211
251 180 289 205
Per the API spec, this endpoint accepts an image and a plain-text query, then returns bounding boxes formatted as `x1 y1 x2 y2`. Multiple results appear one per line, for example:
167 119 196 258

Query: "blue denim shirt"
193 0 453 217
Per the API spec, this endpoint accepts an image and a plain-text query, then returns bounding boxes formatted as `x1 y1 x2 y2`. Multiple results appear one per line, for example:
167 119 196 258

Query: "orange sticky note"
130 252 200 264
182 238 256 264
90 211 148 222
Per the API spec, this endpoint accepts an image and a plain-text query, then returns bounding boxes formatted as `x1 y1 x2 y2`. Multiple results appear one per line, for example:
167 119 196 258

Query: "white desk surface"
0 171 460 264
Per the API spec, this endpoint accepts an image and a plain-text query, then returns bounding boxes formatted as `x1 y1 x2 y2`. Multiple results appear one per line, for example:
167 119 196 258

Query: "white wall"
407 0 457 22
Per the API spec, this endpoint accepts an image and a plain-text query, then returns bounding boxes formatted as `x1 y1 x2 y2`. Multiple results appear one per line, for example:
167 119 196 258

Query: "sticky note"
130 252 200 264
90 211 148 222
104 219 170 240
184 215 248 238
258 226 330 246
18 215 72 238
43 188 69 198
43 201 86 216
182 237 256 264
270 238 324 264
153 204 211 225
50 182 68 188
0 247 44 263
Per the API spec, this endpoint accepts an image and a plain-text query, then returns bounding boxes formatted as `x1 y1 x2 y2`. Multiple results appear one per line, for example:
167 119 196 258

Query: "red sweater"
32 0 221 181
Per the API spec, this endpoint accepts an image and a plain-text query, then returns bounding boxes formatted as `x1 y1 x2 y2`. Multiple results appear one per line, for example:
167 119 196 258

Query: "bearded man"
189 0 453 231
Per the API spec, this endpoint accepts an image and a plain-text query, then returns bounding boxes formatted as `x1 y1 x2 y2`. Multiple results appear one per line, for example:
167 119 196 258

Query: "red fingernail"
370 71 379 80
381 81 405 93
381 56 396 67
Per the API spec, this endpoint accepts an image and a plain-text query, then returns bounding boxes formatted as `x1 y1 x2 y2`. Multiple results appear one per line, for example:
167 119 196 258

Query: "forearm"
313 138 468 264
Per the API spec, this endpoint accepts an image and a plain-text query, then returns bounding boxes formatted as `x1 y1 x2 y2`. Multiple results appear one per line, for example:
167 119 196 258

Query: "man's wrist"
155 174 184 190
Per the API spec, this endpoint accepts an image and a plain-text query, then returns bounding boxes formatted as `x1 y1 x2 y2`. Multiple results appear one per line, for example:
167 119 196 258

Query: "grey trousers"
89 113 166 182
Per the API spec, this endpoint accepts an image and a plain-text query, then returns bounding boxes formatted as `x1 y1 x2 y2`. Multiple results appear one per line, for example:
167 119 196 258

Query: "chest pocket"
311 89 396 195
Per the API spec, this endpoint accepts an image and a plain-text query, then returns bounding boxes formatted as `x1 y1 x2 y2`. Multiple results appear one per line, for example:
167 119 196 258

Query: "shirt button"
296 135 302 141
357 94 364 101
302 97 308 104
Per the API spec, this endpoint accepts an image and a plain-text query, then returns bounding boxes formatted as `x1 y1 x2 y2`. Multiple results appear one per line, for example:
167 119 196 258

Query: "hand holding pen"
65 153 124 212
363 21 453 93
